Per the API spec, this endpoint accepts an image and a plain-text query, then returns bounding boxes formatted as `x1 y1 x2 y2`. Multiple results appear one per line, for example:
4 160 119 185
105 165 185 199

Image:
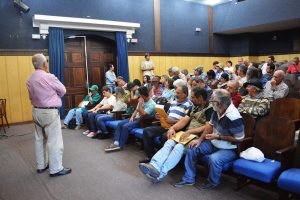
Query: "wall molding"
128 51 229 57
32 14 140 39
0 49 48 56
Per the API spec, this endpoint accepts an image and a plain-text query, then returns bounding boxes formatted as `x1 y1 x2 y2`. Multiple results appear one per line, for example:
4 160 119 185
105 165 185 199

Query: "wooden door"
64 36 116 114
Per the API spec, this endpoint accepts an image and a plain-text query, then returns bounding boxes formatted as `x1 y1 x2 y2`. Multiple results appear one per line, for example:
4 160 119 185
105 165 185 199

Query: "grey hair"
173 79 186 88
32 53 46 69
213 89 231 109
178 85 189 96
228 80 239 90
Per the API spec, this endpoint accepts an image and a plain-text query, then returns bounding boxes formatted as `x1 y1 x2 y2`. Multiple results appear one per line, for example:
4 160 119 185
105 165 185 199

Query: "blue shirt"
135 99 156 118
161 88 175 101
168 98 193 120
105 71 116 85
210 104 245 149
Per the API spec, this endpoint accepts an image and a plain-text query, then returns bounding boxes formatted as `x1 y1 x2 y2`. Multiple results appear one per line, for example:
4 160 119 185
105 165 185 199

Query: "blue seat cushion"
233 158 281 183
131 128 144 139
278 168 300 194
105 120 123 129
199 155 233 171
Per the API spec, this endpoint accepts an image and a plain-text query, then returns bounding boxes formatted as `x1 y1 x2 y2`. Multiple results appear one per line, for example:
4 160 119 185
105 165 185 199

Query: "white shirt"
141 60 154 77
100 95 116 107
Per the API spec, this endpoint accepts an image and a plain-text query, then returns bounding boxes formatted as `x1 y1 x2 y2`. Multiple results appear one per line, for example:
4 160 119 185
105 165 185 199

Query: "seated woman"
82 86 116 138
95 87 128 138
161 77 175 102
217 73 229 89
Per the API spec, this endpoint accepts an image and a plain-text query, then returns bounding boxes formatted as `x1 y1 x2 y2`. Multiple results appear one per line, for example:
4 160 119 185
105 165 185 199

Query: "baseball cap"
89 85 99 91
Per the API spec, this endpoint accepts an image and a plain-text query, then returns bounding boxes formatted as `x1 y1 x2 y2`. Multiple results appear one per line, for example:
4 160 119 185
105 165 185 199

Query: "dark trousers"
142 126 167 158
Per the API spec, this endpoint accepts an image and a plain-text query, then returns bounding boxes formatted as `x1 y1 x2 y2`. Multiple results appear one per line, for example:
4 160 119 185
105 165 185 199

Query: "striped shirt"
168 98 193 120
210 104 245 149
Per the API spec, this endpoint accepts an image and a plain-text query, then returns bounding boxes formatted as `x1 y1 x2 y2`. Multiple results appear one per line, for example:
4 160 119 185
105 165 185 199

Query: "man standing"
174 89 244 190
26 54 71 177
141 53 154 79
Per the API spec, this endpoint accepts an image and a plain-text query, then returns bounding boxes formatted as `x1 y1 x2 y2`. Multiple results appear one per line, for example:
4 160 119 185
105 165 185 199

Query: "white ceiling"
184 0 233 6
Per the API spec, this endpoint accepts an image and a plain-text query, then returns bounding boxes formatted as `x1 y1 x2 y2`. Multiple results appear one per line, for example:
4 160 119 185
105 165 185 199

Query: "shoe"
74 125 81 130
37 165 49 173
87 132 96 138
61 124 68 129
139 163 160 179
82 130 90 135
105 143 121 152
97 133 110 140
199 180 218 190
139 158 151 163
173 180 195 188
50 168 72 177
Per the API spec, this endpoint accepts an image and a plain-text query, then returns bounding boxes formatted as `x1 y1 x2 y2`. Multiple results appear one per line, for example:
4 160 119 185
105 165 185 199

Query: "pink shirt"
26 69 66 107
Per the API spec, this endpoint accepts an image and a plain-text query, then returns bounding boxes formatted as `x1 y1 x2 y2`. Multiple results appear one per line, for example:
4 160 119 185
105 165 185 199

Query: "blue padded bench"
277 168 300 195
233 158 281 183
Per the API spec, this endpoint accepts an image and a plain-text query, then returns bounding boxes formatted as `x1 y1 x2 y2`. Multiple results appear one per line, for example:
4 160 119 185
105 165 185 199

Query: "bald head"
226 80 239 95
32 54 47 69
274 70 284 84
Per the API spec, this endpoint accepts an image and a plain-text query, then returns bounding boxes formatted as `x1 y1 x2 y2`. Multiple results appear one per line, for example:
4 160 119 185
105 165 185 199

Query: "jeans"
114 118 140 147
86 112 102 132
63 108 83 125
150 139 185 180
96 114 114 134
107 85 116 93
143 126 167 158
182 140 237 185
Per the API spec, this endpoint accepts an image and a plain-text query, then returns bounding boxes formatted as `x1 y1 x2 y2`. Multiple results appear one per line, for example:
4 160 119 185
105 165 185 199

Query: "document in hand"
155 105 171 128
172 131 196 145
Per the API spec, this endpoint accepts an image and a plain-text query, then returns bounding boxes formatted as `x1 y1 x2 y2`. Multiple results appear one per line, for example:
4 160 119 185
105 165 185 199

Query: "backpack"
68 118 77 129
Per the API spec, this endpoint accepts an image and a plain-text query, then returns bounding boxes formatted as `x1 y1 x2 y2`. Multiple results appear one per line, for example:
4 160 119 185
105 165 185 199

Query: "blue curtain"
49 27 65 118
116 32 129 82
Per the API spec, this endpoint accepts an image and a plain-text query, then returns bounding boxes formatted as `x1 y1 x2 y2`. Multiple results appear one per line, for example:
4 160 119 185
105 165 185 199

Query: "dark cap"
243 79 263 90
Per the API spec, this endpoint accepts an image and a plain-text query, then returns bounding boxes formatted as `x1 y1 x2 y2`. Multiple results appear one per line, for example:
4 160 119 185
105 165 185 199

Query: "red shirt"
287 64 300 74
231 92 242 108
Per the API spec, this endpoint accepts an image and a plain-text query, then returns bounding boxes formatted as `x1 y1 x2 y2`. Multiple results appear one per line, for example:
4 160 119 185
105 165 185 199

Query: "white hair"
173 79 187 88
32 53 47 69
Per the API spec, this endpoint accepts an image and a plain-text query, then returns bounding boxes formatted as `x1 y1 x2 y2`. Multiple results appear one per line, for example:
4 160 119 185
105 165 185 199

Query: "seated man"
238 79 270 119
82 86 116 138
226 80 242 108
139 87 213 183
262 63 275 82
192 77 212 100
263 70 289 101
62 85 100 129
140 85 193 163
116 76 127 89
105 86 156 152
174 89 244 190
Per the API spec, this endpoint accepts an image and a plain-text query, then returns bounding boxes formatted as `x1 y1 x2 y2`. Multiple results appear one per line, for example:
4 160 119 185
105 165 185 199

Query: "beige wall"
1 53 300 123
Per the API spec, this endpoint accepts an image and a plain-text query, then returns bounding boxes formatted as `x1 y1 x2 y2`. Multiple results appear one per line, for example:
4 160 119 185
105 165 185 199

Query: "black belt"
34 107 59 109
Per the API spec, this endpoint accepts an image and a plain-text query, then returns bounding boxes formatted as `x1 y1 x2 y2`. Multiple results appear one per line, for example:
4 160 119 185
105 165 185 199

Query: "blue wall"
213 0 300 33
0 0 155 51
160 0 209 53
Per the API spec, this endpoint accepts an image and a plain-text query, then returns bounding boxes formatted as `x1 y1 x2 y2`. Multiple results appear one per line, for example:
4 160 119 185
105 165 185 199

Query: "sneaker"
139 163 160 179
61 124 68 129
105 143 121 152
139 157 151 163
86 132 96 138
74 125 81 130
199 180 218 190
82 130 90 135
173 180 195 188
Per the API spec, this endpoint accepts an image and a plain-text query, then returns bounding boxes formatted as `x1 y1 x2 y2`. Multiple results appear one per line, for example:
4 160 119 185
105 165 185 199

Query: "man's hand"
188 138 202 148
167 127 176 139
155 113 162 120
129 117 134 122
88 109 93 112
205 134 219 140
88 92 92 97
270 78 276 88
179 132 190 142
92 109 98 113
